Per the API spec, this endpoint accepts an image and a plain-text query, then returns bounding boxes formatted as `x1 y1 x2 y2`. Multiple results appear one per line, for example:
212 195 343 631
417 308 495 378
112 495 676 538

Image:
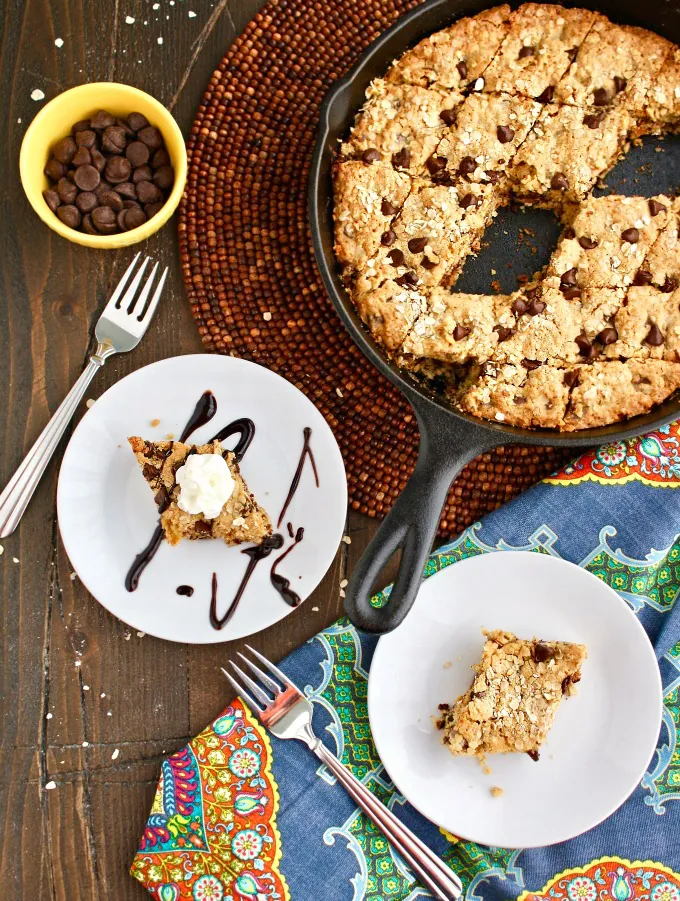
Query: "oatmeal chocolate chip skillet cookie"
333 3 680 430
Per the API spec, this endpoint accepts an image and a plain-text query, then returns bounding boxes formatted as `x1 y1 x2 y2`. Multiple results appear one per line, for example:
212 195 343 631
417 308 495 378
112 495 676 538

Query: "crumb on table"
490 786 504 798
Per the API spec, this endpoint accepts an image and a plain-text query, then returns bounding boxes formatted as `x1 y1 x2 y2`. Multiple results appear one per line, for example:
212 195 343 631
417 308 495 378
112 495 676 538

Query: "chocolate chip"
583 111 604 129
126 140 150 168
114 181 138 200
144 202 164 219
105 156 132 184
395 271 418 287
57 177 78 204
76 129 97 148
361 148 380 163
494 325 514 342
116 209 128 231
561 675 573 694
52 136 77 165
613 75 627 94
138 126 163 150
381 229 396 246
522 358 542 370
621 227 639 244
496 125 515 143
563 370 579 388
525 286 540 299
459 155 477 175
151 148 170 169
123 199 142 211
550 173 569 191
407 237 428 253
43 188 61 212
593 87 610 106
381 198 398 216
94 179 112 201
645 323 664 346
388 248 404 266
518 45 536 59
563 226 576 240
421 256 438 270
72 146 92 167
425 154 446 175
460 193 480 209
75 191 98 213
57 204 81 228
662 276 679 293
511 297 528 315
633 269 653 286
456 60 468 79
533 641 555 663
91 205 118 235
527 749 540 761
72 119 91 135
123 207 147 231
535 85 554 103
597 326 618 345
136 180 162 204
91 110 115 130
453 324 471 341
575 334 597 358
102 125 127 154
560 267 578 287
82 213 98 235
132 165 153 184
485 170 502 184
127 112 150 132
562 286 582 300
91 149 106 173
44 158 66 181
649 199 667 217
578 236 598 250
99 190 124 213
391 148 411 169
527 299 546 316
74 164 101 192
116 117 136 138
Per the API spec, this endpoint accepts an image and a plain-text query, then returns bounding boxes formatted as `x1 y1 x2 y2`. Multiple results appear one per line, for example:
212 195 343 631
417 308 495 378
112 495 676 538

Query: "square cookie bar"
435 629 587 757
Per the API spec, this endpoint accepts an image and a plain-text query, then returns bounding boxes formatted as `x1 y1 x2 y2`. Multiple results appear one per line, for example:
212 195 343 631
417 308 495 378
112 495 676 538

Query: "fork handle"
0 343 113 538
314 742 462 900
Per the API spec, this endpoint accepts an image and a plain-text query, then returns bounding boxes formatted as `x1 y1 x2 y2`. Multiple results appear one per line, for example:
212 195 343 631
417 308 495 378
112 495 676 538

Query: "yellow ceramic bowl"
20 82 187 249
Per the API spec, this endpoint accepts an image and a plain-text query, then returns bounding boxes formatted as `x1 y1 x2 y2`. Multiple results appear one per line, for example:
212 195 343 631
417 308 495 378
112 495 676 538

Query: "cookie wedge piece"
333 160 411 271
436 629 587 758
601 287 680 363
483 4 595 101
129 437 272 547
637 197 680 294
352 278 429 354
563 360 680 430
386 5 511 91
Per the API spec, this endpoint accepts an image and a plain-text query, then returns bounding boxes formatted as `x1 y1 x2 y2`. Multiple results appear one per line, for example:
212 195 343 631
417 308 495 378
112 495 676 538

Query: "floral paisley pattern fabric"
135 420 680 900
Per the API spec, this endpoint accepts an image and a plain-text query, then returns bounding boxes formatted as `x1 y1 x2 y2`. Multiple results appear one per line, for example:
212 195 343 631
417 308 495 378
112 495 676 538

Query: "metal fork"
0 254 168 538
224 646 463 901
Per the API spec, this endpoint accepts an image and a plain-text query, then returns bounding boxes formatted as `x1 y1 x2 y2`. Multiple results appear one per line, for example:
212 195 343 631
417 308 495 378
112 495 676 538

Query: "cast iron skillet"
309 0 680 635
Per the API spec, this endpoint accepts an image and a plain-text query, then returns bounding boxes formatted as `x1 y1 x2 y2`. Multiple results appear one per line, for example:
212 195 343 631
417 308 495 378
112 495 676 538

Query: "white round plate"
57 354 347 643
368 552 662 848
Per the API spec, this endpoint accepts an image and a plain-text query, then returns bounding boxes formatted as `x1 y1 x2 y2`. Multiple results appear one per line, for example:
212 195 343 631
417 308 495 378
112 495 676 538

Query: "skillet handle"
345 401 500 634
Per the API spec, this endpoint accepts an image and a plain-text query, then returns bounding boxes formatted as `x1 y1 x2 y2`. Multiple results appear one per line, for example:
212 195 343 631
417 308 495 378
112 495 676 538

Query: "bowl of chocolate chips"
20 82 187 248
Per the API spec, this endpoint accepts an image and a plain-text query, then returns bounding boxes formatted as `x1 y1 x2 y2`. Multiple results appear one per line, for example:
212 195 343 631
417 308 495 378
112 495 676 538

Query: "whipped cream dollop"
176 453 235 519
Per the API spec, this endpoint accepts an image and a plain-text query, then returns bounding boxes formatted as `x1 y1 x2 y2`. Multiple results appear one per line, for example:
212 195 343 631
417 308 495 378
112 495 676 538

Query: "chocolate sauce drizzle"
277 427 319 527
176 585 194 597
270 527 304 607
125 391 256 592
209 534 285 630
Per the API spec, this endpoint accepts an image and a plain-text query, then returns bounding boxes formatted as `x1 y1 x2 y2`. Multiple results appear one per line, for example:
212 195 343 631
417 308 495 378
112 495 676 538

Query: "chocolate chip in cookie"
496 125 515 144
425 154 446 175
550 173 569 191
381 229 396 246
407 237 428 253
578 236 598 250
453 324 471 341
391 148 411 169
621 227 639 244
381 198 398 216
535 85 554 103
387 248 404 266
597 327 618 345
633 269 653 286
645 323 664 346
648 199 667 217
361 148 380 163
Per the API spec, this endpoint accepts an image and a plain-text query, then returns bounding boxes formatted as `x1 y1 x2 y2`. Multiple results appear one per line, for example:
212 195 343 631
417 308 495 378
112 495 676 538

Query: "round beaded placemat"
179 0 575 537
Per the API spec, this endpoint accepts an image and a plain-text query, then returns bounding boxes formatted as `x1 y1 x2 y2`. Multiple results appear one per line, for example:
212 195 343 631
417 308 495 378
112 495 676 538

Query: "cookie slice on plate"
129 437 272 547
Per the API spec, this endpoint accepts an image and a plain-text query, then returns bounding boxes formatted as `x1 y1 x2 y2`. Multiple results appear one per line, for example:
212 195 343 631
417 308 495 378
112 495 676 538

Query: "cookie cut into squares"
483 4 595 101
601 286 680 363
129 437 272 547
638 197 680 293
435 629 587 757
353 278 428 353
386 5 511 91
402 291 502 364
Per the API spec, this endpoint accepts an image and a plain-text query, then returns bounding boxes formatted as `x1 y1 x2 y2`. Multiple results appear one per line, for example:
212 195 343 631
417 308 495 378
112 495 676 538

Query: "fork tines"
222 644 298 713
107 252 169 322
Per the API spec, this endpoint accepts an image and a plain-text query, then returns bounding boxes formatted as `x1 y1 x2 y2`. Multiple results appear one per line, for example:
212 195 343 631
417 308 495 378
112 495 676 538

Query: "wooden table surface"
0 2 386 896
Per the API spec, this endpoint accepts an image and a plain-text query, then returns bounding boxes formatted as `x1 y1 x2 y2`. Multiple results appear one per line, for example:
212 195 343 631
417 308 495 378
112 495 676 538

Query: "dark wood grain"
0 2 381 897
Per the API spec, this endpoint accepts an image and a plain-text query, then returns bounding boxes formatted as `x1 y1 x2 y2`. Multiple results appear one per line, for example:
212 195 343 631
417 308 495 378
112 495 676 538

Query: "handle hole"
365 547 403 599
